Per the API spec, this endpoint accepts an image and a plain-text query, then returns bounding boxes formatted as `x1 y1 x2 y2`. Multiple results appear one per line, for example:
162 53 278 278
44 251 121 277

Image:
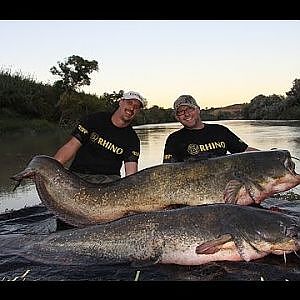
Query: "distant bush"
0 68 60 121
0 117 58 135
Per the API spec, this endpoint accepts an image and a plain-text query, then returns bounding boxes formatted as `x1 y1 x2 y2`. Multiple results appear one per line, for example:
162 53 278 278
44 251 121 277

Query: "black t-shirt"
163 123 248 163
69 112 140 176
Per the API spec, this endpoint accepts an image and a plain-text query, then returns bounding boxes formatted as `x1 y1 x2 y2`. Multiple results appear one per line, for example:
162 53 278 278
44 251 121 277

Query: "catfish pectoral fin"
196 234 233 254
223 180 244 204
232 237 262 261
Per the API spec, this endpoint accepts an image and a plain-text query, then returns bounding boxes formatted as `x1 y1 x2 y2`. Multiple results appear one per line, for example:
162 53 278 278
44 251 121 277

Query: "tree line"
0 55 299 134
241 80 300 120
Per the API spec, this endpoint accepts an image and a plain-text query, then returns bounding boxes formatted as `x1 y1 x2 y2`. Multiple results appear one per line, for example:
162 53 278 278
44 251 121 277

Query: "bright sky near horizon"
1 20 300 109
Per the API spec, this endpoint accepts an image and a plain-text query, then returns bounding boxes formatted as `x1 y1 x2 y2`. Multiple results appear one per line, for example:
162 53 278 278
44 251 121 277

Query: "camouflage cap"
173 95 199 113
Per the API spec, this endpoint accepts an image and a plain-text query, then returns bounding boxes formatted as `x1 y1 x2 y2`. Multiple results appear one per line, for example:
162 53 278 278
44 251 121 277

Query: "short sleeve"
123 134 140 163
225 127 248 153
71 116 90 144
163 135 178 163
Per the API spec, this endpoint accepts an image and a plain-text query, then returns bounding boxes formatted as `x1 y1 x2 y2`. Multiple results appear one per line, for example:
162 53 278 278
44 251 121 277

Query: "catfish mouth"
281 223 300 250
284 226 300 241
285 156 300 177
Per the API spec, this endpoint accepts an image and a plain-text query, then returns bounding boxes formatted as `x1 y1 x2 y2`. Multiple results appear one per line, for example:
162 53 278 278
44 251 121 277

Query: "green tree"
282 78 300 119
50 55 99 91
286 79 300 105
99 90 124 112
50 55 99 125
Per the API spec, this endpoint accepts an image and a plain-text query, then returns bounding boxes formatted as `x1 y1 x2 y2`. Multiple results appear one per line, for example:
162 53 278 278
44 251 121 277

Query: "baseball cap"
173 95 199 113
119 91 147 108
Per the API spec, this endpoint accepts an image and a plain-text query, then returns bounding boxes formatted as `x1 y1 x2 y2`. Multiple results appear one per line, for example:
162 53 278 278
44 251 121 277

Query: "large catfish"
11 149 300 227
1 204 299 266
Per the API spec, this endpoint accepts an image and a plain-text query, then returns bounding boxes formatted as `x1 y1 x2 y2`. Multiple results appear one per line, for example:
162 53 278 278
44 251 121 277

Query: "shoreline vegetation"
1 65 299 135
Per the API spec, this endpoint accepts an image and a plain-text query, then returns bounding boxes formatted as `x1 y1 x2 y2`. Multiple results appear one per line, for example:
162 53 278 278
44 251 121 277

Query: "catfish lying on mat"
11 149 300 227
1 204 299 266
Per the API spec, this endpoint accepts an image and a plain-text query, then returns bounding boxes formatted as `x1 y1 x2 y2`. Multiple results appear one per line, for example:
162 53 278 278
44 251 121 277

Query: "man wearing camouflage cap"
163 95 258 163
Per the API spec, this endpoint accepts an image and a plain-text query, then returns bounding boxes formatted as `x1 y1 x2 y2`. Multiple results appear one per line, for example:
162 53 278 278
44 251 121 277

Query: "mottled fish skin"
11 150 300 227
1 204 299 266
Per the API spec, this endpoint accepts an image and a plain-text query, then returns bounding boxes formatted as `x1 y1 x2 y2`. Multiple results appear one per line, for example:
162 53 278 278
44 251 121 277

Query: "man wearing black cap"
54 91 146 184
163 95 258 163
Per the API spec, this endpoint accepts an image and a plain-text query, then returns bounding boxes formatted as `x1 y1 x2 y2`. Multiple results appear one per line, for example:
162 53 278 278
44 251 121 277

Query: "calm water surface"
1 120 300 213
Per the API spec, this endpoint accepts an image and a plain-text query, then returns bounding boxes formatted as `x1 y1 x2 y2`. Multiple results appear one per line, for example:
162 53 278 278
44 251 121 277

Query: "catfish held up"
11 149 300 227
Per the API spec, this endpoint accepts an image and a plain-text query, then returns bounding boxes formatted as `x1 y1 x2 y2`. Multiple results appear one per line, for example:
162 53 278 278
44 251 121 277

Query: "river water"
0 120 300 281
1 120 300 213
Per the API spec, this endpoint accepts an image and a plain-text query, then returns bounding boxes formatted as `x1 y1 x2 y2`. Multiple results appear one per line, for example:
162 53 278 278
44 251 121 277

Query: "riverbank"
0 117 63 136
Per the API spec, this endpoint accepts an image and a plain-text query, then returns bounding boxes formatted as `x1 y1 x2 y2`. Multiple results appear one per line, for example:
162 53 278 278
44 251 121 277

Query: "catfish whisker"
12 180 22 192
293 251 300 259
283 251 287 265
291 156 300 161
283 225 287 235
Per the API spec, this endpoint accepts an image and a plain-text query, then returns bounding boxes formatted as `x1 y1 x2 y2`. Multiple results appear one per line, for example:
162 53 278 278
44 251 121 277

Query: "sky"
1 20 300 109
